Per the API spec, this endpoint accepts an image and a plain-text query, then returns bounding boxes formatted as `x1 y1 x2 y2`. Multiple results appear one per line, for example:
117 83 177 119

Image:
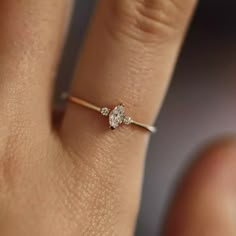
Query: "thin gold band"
68 96 101 112
65 94 156 133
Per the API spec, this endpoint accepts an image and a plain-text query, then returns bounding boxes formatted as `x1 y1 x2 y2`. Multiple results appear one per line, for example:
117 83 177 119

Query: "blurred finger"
163 138 236 236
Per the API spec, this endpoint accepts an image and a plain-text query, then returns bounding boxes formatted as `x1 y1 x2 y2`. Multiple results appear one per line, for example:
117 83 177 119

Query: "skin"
0 0 235 235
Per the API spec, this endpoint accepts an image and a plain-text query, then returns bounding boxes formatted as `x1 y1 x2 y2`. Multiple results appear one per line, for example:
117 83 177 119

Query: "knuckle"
102 0 187 43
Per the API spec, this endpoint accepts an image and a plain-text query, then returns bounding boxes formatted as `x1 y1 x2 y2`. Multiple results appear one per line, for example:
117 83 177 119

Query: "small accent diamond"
124 116 132 125
100 107 110 116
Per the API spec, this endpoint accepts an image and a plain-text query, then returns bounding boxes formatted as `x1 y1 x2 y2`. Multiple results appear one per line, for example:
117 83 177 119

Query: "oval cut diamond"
109 105 125 129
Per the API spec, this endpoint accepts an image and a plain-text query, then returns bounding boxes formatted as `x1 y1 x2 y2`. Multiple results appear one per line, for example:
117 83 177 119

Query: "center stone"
109 105 125 129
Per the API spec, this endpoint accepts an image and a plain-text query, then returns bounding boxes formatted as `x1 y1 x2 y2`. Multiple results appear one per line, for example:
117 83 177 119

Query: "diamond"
109 105 125 129
124 116 132 125
100 107 110 116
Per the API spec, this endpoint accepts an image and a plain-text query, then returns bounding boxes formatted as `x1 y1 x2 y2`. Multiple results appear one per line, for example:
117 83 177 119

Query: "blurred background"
55 0 236 235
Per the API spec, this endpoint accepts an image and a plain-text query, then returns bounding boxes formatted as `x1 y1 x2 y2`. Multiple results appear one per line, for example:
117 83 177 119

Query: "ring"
63 94 156 133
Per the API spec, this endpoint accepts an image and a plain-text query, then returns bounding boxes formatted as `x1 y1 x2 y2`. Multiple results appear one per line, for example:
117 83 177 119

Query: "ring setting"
103 104 131 130
63 94 156 133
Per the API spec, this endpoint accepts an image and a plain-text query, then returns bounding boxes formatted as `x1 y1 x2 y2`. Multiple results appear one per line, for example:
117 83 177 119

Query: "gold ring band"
63 94 156 133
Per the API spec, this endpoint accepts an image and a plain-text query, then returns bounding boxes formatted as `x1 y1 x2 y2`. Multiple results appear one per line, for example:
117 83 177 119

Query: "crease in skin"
101 0 194 45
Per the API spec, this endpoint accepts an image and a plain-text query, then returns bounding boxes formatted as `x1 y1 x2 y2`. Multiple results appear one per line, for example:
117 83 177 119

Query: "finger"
63 0 197 129
62 0 197 152
163 138 236 236
0 1 72 131
61 0 197 233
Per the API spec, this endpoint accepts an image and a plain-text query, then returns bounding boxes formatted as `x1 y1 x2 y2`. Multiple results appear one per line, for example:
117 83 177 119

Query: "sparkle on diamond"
109 105 125 129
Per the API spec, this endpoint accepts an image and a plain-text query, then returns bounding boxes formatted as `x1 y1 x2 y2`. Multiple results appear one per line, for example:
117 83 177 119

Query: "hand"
2 1 233 236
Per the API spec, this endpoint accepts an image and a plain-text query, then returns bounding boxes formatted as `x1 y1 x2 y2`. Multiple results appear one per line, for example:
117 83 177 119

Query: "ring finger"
61 0 197 233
